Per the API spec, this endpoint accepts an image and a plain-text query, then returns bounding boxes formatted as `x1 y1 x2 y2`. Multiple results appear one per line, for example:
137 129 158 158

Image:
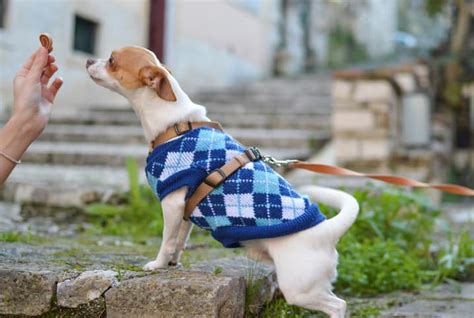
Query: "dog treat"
39 33 53 53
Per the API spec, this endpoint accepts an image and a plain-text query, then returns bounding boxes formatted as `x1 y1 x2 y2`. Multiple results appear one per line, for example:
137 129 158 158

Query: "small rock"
105 270 245 318
0 269 57 316
57 270 118 308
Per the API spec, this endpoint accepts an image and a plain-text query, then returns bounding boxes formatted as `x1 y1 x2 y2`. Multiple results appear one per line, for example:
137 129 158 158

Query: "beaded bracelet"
0 150 22 164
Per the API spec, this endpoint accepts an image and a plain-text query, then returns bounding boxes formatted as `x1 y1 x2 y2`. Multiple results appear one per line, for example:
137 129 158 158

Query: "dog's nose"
86 58 96 69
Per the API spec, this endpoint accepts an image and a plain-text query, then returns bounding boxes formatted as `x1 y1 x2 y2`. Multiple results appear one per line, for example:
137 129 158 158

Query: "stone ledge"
0 243 273 317
105 271 245 318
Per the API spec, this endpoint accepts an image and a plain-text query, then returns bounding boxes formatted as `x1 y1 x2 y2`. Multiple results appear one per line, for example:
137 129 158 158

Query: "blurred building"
0 0 403 116
0 0 150 114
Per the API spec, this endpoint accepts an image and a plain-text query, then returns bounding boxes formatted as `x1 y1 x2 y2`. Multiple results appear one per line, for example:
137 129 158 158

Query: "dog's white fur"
87 47 359 317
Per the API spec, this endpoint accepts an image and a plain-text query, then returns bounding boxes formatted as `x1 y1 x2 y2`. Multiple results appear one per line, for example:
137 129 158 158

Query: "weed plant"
85 159 164 243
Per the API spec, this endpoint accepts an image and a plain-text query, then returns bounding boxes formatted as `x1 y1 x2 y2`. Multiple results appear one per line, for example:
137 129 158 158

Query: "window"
73 15 98 54
0 0 8 28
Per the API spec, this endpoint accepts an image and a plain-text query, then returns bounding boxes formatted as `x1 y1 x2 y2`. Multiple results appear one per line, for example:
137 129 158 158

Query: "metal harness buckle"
245 147 263 161
174 121 193 136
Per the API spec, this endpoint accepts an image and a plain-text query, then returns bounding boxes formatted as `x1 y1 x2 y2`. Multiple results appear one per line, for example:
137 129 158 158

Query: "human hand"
12 47 63 139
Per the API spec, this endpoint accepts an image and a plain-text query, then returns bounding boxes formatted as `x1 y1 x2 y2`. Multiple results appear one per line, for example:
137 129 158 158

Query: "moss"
50 259 86 272
111 261 143 273
40 297 106 318
212 266 223 275
52 248 86 258
0 231 45 244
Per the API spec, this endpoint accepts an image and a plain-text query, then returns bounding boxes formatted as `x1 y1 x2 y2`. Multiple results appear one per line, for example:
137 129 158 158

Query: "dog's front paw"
143 260 168 271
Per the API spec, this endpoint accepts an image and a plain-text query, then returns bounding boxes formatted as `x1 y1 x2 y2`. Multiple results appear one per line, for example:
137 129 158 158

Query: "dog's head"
86 46 176 102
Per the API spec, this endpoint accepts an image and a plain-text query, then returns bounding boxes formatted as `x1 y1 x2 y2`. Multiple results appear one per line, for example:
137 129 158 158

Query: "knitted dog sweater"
145 127 326 248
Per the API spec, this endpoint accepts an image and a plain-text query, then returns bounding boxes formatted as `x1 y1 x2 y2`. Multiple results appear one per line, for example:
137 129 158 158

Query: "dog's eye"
108 56 115 65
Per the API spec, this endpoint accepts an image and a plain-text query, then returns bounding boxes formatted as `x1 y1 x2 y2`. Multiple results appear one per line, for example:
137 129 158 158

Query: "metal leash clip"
246 146 298 167
262 156 298 167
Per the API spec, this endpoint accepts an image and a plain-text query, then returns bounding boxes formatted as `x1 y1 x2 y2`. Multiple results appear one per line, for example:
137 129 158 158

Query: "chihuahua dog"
86 46 359 318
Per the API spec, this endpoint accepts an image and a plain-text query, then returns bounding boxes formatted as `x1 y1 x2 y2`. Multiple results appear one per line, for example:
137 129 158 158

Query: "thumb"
27 47 49 82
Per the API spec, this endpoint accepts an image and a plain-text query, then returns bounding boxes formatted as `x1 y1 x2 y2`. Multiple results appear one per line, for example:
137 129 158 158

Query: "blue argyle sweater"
145 127 326 248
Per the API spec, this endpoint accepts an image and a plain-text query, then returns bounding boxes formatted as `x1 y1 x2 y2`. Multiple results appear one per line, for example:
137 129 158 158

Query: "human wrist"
1 114 37 150
9 110 43 141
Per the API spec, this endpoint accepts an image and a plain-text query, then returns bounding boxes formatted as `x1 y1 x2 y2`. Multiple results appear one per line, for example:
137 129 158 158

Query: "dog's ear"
138 66 177 102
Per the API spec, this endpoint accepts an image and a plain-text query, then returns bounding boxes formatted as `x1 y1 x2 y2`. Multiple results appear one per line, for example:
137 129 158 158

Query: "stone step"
37 125 328 150
228 128 329 150
21 141 314 166
85 102 331 117
22 142 147 166
1 164 133 208
0 242 274 318
196 96 332 111
50 111 141 126
206 103 331 115
194 75 332 96
50 107 331 128
211 112 331 130
40 125 146 144
5 164 133 188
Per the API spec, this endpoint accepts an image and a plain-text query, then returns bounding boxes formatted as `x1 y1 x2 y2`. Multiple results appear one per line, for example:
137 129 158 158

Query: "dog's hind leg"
144 187 187 271
264 229 346 317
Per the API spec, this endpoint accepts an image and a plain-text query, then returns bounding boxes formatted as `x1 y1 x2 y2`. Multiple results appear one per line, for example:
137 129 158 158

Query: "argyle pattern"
145 127 326 247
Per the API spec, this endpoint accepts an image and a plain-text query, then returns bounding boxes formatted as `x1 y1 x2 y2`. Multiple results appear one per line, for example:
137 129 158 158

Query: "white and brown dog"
86 46 359 317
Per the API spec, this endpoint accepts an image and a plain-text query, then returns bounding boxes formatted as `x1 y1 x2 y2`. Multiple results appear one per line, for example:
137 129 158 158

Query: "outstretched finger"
48 77 64 102
20 48 40 71
41 63 58 85
15 48 41 78
27 47 49 82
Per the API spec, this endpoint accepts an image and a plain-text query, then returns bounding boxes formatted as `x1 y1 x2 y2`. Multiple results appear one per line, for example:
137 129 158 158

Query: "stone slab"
353 80 395 103
332 109 376 131
0 269 58 316
104 271 245 318
332 80 353 100
57 270 118 308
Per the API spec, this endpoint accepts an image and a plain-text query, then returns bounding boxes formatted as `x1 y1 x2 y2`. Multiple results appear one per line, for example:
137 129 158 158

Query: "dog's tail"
299 185 359 241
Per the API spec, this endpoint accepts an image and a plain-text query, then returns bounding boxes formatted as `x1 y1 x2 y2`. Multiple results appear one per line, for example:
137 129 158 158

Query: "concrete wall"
0 0 149 115
165 0 279 93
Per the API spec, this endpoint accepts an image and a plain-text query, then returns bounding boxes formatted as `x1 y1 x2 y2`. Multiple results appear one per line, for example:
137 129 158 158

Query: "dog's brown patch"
106 47 176 101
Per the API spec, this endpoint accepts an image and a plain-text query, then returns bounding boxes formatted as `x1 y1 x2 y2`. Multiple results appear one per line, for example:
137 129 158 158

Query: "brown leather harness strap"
183 148 262 220
290 162 474 196
150 121 224 149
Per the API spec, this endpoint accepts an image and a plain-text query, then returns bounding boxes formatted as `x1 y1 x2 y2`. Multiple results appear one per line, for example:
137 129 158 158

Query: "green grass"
327 188 473 296
0 231 44 244
85 159 165 243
